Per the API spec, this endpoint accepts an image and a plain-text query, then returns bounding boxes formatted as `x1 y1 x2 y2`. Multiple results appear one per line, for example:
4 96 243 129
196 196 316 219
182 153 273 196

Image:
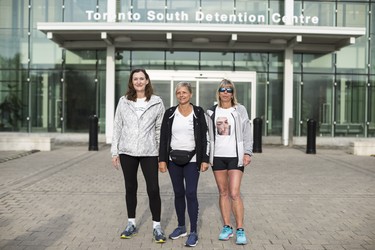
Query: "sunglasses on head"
218 87 233 93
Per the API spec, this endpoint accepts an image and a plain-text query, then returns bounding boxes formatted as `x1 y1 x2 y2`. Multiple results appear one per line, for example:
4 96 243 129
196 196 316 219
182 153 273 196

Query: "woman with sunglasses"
206 79 253 245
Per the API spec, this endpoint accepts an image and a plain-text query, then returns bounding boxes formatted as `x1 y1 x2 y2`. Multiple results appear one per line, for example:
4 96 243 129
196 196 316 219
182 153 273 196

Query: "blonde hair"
216 79 238 107
175 81 192 94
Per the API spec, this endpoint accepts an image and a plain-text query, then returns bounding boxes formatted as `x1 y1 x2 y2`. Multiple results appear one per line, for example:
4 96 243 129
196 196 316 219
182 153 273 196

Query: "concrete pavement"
0 144 374 250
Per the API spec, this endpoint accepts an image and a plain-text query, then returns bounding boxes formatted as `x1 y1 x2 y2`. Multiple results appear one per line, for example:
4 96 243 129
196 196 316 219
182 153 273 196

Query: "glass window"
65 50 98 70
300 1 335 26
302 54 334 74
235 53 268 72
30 34 62 69
269 53 283 73
166 51 199 70
297 74 334 136
334 75 366 137
131 51 165 69
0 29 29 69
166 0 200 24
336 35 367 74
31 0 62 29
368 76 375 137
64 0 98 22
0 1 28 29
337 2 367 28
267 74 283 136
200 0 234 24
131 0 165 22
64 70 97 132
0 73 28 132
200 52 233 71
236 0 269 24
29 70 62 132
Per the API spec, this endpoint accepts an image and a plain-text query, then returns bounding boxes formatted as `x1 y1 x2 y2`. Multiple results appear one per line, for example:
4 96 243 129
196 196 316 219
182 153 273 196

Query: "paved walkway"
0 145 374 250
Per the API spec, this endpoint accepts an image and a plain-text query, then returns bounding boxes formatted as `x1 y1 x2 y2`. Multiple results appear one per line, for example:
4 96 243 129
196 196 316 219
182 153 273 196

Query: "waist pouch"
170 149 196 166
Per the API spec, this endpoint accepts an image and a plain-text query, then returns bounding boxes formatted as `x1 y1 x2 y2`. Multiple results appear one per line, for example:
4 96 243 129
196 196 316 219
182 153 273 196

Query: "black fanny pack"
170 149 196 166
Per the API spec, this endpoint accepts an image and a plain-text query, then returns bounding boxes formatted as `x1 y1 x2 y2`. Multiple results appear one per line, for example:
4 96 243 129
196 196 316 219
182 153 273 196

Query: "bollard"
89 115 98 151
306 119 316 154
253 117 262 153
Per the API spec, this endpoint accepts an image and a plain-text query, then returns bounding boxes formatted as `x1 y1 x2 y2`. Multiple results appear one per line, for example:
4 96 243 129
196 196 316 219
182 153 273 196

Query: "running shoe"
185 232 198 247
218 225 233 241
169 225 187 239
235 228 248 245
120 222 137 239
153 225 167 243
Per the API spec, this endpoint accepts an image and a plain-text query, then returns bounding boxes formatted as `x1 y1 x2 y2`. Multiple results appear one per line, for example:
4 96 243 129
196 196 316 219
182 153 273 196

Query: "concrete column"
282 0 294 146
284 0 294 25
105 46 115 144
105 0 116 144
282 48 294 146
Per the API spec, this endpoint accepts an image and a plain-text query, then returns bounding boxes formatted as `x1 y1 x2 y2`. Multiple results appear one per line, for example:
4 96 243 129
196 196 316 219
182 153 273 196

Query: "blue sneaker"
236 228 248 245
120 222 137 239
218 225 233 241
169 226 187 239
185 232 198 247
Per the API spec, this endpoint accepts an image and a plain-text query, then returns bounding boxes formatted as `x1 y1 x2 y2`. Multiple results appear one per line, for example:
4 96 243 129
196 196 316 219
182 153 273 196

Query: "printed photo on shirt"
216 116 231 135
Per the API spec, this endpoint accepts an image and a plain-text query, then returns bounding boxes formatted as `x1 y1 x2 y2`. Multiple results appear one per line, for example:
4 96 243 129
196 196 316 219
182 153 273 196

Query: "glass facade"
0 0 374 139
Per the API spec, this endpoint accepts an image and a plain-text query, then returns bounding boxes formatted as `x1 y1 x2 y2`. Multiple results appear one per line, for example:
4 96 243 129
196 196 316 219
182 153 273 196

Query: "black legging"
119 154 161 222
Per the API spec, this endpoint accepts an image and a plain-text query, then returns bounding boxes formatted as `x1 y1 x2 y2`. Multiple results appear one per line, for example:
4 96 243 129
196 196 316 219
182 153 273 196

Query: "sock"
128 218 136 227
153 221 160 229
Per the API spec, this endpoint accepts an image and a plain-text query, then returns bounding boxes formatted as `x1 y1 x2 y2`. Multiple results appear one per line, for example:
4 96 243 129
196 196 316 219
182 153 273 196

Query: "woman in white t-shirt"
159 82 209 247
206 79 253 245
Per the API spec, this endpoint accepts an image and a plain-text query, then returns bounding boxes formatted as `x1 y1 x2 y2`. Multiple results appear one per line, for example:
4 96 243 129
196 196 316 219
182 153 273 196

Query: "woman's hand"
243 154 251 166
200 162 209 172
112 156 120 170
159 162 168 173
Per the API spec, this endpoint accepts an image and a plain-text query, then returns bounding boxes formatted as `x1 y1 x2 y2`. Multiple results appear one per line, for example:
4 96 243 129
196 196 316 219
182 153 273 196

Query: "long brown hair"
125 68 154 101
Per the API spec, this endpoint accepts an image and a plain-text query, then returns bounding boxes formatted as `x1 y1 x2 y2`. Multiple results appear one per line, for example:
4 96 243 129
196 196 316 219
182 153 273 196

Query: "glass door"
148 70 256 120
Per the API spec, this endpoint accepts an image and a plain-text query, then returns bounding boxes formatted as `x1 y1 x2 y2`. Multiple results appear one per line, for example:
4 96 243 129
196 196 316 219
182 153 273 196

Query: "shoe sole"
185 240 198 247
236 241 248 245
169 232 187 240
154 238 166 243
219 233 233 241
120 233 137 239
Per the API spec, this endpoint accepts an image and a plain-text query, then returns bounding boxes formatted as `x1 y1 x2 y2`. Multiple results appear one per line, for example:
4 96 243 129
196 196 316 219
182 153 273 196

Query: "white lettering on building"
86 10 319 25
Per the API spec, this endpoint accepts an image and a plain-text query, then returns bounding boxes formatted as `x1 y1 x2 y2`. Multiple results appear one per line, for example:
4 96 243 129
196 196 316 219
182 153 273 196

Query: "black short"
212 157 244 172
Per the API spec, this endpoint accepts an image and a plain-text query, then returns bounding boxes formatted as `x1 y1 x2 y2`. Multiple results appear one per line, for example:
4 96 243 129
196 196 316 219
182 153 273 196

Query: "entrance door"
148 70 256 120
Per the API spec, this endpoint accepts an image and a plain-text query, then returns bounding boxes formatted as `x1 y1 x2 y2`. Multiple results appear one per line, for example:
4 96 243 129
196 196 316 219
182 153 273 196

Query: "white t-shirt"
214 107 236 157
134 97 147 117
170 108 196 161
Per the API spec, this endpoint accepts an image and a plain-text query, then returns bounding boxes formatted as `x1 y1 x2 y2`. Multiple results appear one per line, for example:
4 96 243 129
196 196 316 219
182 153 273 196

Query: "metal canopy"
37 22 366 53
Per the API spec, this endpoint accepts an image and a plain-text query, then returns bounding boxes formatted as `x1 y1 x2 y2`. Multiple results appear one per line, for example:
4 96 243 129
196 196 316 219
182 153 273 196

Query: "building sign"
86 10 319 25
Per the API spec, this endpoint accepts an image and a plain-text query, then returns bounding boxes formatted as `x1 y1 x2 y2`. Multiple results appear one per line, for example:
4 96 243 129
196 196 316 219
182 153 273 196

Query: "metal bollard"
253 117 262 153
306 119 316 154
89 115 98 151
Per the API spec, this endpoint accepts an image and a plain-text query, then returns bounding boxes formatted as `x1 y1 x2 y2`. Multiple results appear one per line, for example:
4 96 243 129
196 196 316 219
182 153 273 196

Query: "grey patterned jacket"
111 95 165 157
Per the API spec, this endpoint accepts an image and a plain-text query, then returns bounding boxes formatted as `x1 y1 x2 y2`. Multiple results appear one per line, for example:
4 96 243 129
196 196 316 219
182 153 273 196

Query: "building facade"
0 0 374 145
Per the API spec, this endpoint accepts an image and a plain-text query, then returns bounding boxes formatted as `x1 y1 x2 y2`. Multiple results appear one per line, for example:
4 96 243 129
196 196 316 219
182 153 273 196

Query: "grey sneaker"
120 222 137 239
169 225 187 239
153 225 166 243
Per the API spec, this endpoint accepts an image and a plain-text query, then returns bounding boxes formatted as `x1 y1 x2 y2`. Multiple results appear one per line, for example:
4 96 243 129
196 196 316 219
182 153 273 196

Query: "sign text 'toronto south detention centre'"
86 10 319 25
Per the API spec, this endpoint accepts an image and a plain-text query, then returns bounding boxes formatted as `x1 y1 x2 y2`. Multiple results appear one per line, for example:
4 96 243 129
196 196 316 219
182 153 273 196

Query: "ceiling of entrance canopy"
37 22 365 54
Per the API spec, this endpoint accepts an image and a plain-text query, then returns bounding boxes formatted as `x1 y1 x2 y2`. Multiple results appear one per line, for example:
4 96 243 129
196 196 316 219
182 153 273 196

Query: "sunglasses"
218 87 233 93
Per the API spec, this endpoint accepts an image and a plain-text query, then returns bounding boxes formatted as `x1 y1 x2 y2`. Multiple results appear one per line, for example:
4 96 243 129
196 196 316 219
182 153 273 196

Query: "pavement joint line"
314 154 375 177
0 150 40 163
0 151 99 199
